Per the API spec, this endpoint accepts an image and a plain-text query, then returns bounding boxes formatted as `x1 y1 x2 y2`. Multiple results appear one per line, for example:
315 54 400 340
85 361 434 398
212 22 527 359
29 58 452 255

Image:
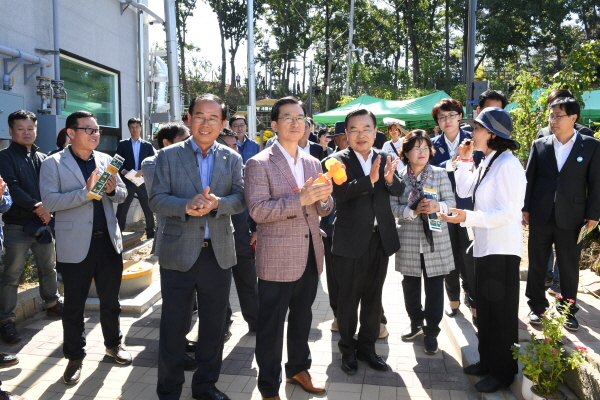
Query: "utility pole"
247 0 257 139
465 0 477 118
344 0 355 96
164 0 181 121
308 61 313 117
326 38 333 111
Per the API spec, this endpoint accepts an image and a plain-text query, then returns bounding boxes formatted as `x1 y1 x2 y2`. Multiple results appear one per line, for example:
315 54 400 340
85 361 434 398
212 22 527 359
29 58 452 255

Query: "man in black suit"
116 118 157 237
536 90 594 139
328 109 403 375
523 97 600 331
299 119 325 161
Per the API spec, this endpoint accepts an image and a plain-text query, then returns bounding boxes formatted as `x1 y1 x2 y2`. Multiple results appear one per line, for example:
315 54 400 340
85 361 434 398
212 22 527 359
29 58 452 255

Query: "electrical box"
474 81 489 103
36 114 68 154
0 90 25 139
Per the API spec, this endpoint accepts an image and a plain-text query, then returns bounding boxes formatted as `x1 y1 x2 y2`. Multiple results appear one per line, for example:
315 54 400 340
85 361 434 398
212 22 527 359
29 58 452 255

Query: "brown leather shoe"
63 359 82 385
285 370 326 394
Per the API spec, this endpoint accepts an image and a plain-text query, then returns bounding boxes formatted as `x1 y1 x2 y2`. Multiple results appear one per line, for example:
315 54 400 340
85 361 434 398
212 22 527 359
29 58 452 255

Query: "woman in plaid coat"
391 130 455 356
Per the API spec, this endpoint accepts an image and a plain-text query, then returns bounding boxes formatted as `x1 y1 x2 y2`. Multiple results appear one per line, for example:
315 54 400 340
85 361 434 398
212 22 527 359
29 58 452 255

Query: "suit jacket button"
305 234 309 238
305 213 309 217
88 222 92 225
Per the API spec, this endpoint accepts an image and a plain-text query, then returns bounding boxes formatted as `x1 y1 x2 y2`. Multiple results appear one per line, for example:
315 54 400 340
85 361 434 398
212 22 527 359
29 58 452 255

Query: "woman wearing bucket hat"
440 107 526 393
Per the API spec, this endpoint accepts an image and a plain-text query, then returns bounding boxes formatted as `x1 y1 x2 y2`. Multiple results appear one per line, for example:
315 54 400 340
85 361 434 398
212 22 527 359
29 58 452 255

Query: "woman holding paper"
391 129 455 356
440 107 526 394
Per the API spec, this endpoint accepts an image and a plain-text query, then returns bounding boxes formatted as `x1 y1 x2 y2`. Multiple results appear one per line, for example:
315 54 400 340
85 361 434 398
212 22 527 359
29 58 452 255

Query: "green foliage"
507 72 547 158
551 40 600 103
512 298 587 397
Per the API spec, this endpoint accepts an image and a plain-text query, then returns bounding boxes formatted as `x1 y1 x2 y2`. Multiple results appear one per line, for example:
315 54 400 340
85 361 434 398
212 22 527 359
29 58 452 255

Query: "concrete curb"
85 279 161 314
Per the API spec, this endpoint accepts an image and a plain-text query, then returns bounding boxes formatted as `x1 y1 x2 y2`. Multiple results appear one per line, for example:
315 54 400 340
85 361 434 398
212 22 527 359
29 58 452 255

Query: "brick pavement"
0 258 478 400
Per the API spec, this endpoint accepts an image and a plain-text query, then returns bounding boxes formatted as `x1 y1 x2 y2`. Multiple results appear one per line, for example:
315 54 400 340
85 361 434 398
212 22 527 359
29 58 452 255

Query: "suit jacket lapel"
210 144 227 193
346 148 366 179
179 140 204 194
560 134 584 173
270 144 300 190
542 135 559 173
61 149 86 186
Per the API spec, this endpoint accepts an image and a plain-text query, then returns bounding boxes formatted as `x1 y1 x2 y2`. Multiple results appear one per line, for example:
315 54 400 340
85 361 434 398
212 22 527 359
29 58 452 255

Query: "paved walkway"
0 258 477 400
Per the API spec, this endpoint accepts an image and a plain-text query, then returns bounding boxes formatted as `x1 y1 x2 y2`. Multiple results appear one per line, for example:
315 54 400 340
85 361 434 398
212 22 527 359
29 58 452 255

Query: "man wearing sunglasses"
40 111 130 385
0 110 62 346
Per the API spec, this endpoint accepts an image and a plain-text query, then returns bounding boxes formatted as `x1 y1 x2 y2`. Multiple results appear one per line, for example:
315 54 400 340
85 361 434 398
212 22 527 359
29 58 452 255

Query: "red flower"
552 350 558 354
568 299 575 303
540 314 545 317
574 346 588 353
544 339 550 342
556 294 563 300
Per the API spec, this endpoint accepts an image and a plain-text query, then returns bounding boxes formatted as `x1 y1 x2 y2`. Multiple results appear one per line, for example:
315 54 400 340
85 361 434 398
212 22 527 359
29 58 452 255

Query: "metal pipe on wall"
247 0 256 140
123 0 165 24
138 10 147 140
52 0 61 114
163 0 181 121
0 45 52 67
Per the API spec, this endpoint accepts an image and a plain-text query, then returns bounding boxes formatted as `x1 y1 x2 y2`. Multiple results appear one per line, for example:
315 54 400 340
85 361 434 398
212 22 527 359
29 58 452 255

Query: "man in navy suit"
116 118 157 237
430 99 482 323
299 119 326 161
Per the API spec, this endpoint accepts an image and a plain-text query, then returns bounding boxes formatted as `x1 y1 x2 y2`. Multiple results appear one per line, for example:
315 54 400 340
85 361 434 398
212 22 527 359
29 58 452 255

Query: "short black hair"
317 128 329 139
65 111 96 130
271 97 305 121
487 135 518 152
400 129 435 164
549 97 580 120
229 115 246 126
219 128 237 138
56 128 69 148
128 117 142 127
188 93 227 120
345 109 377 128
478 90 508 109
547 89 575 105
8 110 37 129
156 122 189 149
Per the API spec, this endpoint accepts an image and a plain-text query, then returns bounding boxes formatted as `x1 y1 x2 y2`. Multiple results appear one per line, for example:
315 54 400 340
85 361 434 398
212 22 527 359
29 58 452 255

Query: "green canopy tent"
313 91 453 128
505 89 600 123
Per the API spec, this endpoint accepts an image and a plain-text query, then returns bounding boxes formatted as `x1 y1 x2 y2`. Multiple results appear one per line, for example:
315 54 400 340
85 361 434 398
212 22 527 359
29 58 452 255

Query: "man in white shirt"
523 97 600 332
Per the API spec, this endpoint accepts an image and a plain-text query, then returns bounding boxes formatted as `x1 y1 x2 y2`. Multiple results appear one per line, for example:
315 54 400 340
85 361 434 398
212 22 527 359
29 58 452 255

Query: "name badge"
577 156 583 162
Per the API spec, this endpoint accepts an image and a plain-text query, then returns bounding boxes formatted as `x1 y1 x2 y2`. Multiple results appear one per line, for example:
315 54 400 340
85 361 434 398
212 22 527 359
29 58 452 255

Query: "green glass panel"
60 56 118 127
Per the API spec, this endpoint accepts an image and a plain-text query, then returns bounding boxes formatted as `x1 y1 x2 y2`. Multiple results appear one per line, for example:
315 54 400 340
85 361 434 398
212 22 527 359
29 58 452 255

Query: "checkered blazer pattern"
244 145 333 282
391 165 456 278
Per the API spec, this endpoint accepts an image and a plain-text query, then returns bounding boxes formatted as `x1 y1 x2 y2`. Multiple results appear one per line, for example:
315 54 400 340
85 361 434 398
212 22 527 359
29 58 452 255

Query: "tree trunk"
229 37 240 90
405 0 420 87
302 50 307 94
218 19 227 92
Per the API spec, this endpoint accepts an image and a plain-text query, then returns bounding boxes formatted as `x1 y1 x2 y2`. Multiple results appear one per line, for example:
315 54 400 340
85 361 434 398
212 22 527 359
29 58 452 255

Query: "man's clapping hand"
299 177 333 206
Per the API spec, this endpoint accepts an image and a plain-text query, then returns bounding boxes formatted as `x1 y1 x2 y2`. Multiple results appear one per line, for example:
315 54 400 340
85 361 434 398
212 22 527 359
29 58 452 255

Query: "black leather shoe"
528 311 542 326
0 321 21 344
423 335 438 355
105 345 132 365
340 353 358 375
445 304 459 317
565 315 579 331
463 362 489 376
224 330 232 342
186 341 197 353
184 353 197 371
63 359 83 385
474 375 505 393
401 324 423 340
193 388 231 400
0 389 26 399
0 353 19 367
356 352 387 371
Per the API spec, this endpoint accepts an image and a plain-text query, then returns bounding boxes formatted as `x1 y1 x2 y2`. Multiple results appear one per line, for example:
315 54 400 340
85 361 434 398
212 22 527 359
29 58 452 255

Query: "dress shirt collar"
190 139 216 157
275 140 303 165
444 133 460 154
352 148 374 163
299 141 311 154
552 129 578 148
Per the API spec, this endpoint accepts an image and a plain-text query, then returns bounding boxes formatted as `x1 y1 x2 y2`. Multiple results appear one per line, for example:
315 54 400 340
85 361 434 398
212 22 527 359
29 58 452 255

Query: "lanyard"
472 151 502 207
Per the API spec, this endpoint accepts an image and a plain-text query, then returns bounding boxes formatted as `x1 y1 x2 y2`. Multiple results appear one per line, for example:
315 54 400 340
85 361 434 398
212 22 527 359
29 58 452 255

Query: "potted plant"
513 296 587 400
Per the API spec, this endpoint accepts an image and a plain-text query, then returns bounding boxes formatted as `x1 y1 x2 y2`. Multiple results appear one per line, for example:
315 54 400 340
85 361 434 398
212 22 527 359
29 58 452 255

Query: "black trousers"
59 234 123 361
402 254 445 337
157 244 231 399
476 254 520 385
334 231 388 355
116 180 155 234
526 210 581 315
226 255 259 331
445 223 477 308
322 236 338 317
255 241 318 398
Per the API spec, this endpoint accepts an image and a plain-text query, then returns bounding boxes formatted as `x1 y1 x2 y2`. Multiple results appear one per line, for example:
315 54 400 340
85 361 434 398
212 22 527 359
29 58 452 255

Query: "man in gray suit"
39 111 131 385
150 94 245 400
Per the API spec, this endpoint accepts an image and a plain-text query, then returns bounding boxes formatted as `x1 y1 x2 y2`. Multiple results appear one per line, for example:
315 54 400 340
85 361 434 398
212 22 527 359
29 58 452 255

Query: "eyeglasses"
231 123 246 129
411 147 430 153
437 113 460 122
348 129 374 136
73 127 102 135
548 114 569 122
278 116 307 125
193 116 222 126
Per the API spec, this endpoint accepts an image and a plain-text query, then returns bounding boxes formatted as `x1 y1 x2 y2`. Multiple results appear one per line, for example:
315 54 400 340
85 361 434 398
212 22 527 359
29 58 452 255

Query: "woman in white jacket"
441 107 526 394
